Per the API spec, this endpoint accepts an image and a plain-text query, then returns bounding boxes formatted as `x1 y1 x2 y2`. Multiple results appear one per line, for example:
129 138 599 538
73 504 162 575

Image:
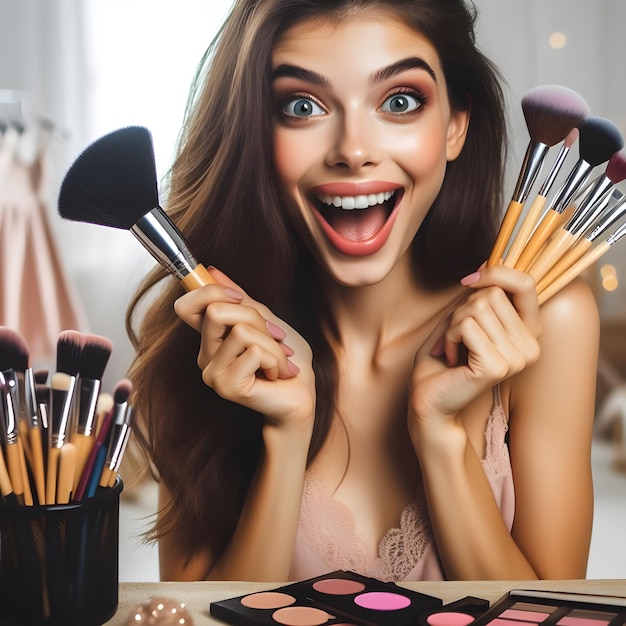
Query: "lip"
311 188 404 257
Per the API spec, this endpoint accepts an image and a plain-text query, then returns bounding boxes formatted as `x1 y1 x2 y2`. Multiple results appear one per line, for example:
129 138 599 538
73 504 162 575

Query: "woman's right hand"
174 267 315 433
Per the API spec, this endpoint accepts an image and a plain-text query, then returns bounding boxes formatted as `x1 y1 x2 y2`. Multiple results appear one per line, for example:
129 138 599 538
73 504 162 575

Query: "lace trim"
299 392 511 582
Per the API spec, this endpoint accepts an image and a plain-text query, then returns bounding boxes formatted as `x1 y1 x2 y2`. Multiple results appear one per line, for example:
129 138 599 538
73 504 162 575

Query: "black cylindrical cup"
0 479 123 626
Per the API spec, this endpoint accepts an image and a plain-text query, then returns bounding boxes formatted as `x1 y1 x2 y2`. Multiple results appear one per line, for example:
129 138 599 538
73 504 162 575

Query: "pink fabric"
290 387 514 581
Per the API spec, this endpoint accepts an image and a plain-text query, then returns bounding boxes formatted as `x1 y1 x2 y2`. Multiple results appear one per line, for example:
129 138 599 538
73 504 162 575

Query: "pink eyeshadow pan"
312 578 366 595
502 608 552 622
353 591 411 611
488 618 540 626
240 591 296 609
427 610 477 626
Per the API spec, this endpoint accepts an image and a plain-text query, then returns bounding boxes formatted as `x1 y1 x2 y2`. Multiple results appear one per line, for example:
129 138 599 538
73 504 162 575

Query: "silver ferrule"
565 175 615 235
24 368 38 428
106 404 133 470
547 159 593 214
51 376 77 448
130 207 199 280
538 144 570 196
0 371 18 443
512 142 550 203
75 378 101 436
607 221 626 246
586 191 625 242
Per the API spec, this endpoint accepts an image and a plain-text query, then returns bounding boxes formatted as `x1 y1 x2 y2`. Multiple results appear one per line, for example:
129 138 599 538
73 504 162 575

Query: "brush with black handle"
58 125 215 290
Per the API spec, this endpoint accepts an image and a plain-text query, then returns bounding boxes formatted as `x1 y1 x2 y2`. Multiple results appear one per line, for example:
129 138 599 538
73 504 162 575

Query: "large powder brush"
58 126 215 290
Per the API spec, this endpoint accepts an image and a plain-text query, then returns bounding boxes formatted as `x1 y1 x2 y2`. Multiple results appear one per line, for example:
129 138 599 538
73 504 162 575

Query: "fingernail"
288 361 300 375
280 343 295 357
225 287 244 301
461 271 481 286
266 320 287 340
430 337 444 357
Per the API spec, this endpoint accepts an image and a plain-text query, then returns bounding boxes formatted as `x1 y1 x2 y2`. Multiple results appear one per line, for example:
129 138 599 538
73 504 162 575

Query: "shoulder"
536 276 600 352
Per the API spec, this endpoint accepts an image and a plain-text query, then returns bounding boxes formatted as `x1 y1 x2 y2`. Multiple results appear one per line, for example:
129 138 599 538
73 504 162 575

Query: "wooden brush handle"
504 195 547 267
180 264 217 291
29 427 46 505
538 241 610 305
536 239 592 293
17 438 33 505
528 228 577 281
57 443 77 504
5 442 24 498
488 200 524 267
70 432 95 494
0 447 13 497
46 446 60 505
515 209 561 272
99 466 114 488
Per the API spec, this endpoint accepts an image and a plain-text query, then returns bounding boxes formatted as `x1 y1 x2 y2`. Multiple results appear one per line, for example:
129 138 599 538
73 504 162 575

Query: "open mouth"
312 189 401 242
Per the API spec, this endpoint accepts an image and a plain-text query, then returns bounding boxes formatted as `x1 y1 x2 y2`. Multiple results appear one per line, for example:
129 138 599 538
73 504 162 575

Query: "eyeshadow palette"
209 569 444 626
472 589 626 626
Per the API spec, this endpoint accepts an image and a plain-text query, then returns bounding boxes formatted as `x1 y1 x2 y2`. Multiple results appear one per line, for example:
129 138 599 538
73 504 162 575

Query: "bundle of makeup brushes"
0 326 134 506
487 84 626 303
55 84 626 312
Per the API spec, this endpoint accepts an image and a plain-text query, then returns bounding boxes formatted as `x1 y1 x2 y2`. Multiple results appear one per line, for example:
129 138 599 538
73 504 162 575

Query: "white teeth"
317 190 396 210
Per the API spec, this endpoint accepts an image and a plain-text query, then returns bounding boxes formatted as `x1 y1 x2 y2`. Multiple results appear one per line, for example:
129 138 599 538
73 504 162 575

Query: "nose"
325 110 381 170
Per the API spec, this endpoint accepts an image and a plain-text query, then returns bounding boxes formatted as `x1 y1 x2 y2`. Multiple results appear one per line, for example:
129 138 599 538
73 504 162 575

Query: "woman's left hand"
409 264 541 432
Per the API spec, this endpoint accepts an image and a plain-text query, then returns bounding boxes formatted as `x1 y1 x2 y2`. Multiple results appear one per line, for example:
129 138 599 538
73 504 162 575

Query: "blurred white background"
0 0 624 581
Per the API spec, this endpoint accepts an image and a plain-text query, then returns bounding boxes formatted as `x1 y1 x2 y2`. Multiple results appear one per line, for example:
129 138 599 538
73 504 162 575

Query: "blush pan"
471 590 626 626
209 569 442 626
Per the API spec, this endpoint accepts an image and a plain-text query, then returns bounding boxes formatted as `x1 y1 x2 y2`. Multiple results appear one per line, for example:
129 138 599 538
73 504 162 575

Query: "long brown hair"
126 0 506 566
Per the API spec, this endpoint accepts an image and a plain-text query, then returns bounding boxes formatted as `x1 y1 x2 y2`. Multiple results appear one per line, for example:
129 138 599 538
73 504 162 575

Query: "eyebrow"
272 56 437 88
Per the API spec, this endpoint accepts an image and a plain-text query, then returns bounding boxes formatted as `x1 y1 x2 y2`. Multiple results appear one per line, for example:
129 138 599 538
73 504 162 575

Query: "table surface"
107 579 626 625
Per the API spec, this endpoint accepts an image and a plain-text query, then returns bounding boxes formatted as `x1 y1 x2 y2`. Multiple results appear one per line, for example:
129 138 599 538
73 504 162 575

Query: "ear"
446 106 470 162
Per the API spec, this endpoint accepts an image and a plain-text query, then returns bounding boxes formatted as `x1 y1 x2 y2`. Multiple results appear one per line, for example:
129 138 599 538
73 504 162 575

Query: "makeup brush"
0 370 26 504
0 327 45 504
99 395 134 489
527 147 626 281
503 128 579 267
536 189 625 293
74 380 130 501
57 125 216 290
34 368 50 471
70 333 113 492
46 330 83 504
487 85 590 267
538 220 626 305
515 116 624 272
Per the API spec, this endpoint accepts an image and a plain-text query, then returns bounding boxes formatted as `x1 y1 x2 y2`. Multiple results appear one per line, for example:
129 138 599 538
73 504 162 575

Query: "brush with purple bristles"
488 84 590 267
515 115 624 273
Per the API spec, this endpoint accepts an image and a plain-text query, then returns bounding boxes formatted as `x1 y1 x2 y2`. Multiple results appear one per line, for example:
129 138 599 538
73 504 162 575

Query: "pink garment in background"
0 124 88 360
290 387 515 581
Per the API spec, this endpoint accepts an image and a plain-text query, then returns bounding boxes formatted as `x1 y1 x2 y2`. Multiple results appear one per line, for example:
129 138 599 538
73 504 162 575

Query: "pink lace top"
289 387 515 581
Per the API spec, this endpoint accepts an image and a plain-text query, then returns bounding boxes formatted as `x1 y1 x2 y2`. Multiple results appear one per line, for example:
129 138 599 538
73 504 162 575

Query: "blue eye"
282 96 325 118
381 93 422 113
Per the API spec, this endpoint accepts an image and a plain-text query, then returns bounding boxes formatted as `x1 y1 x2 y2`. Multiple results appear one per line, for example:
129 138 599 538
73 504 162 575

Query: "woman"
126 0 599 582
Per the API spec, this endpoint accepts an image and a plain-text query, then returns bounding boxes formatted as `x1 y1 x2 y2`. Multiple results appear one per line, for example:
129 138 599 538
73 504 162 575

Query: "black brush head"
521 84 590 146
58 125 159 230
56 330 84 376
578 116 624 166
78 334 113 380
34 369 49 385
113 378 133 405
0 326 30 372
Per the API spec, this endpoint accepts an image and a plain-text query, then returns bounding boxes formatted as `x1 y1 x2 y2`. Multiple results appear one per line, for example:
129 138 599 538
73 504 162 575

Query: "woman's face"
272 8 469 287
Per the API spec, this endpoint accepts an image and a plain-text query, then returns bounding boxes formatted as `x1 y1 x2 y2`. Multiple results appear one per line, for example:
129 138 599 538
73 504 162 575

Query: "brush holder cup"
0 478 123 626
